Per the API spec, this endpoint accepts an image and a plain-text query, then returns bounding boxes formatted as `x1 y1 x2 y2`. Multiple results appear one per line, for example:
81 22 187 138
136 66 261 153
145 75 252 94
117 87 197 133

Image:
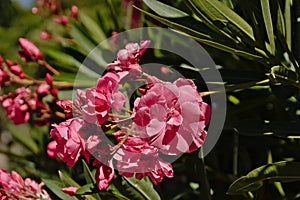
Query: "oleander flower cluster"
48 40 211 191
0 169 50 200
0 40 59 126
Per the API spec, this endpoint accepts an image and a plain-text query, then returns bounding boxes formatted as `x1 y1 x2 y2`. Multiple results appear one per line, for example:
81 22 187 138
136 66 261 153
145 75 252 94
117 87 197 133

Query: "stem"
122 107 133 114
37 60 60 75
198 149 211 200
109 113 132 119
200 79 270 97
233 130 239 177
111 134 129 154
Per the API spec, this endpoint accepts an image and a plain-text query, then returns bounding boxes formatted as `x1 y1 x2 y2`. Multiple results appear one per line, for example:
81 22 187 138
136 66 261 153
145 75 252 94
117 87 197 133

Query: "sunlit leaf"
43 179 78 200
59 170 80 187
227 161 300 195
79 12 107 46
122 177 161 200
261 0 276 55
190 0 255 41
285 0 293 51
143 0 188 18
136 6 265 61
75 183 94 195
70 23 108 68
44 48 99 79
6 123 39 154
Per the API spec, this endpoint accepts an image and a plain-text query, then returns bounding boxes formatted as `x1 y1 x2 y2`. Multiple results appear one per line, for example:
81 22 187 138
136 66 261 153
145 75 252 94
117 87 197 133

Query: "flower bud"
18 38 43 61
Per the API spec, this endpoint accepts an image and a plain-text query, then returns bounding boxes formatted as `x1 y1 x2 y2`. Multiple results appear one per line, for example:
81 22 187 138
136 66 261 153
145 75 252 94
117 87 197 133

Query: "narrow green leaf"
44 48 99 79
190 0 255 40
59 171 80 187
136 6 265 61
6 123 39 154
186 0 235 41
42 179 78 200
81 160 102 200
82 160 96 184
123 177 161 200
285 0 292 51
75 183 94 195
261 0 276 55
227 161 300 195
79 12 107 45
70 23 108 68
221 0 235 9
143 0 188 18
276 3 285 38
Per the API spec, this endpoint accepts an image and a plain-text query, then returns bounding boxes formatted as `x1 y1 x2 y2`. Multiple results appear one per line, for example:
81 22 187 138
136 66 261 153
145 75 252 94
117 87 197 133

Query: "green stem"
198 149 211 200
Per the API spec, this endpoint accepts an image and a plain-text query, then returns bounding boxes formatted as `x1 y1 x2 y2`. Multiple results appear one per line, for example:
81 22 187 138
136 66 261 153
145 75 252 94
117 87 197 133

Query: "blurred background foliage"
1 0 300 199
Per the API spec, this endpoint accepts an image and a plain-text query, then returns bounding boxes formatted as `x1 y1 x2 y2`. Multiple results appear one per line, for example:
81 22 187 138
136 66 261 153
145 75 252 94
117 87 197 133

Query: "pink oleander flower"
57 99 73 118
18 38 43 62
0 169 50 199
79 87 111 124
107 40 150 76
1 87 36 125
133 78 210 155
114 134 174 184
95 160 114 190
50 118 86 167
77 72 125 124
61 186 78 196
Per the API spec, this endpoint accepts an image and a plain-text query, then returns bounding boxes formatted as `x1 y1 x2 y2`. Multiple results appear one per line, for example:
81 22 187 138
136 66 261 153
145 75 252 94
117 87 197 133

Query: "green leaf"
82 160 96 184
123 177 161 200
186 0 237 41
75 183 94 195
136 6 265 61
6 123 39 154
70 23 108 68
79 12 108 46
42 179 78 200
284 0 292 51
190 0 255 41
59 170 80 187
261 0 276 55
227 161 300 195
276 3 285 38
44 48 99 79
143 0 188 18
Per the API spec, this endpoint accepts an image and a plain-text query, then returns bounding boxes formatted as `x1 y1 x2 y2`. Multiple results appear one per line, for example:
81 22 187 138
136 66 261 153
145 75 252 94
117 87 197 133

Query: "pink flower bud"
5 60 13 67
40 31 52 40
47 141 57 158
62 186 78 196
160 66 169 75
60 16 69 26
0 55 2 63
71 5 79 18
45 73 53 85
36 84 50 97
18 38 43 61
31 7 39 14
10 64 23 76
